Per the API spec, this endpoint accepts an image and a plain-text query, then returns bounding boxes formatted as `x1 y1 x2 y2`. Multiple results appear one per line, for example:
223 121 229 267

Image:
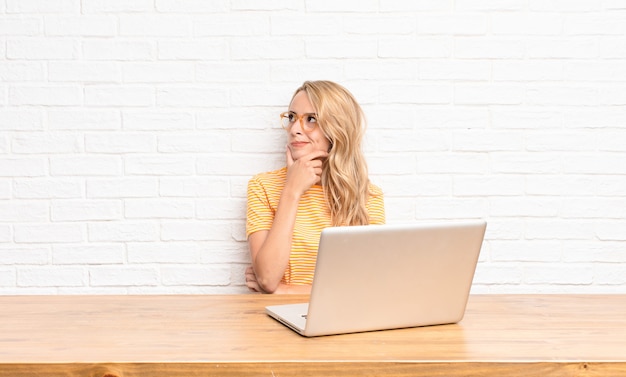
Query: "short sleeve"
367 184 386 225
246 175 275 238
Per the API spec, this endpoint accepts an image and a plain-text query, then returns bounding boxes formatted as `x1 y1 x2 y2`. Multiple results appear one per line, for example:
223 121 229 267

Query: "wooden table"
1 294 625 377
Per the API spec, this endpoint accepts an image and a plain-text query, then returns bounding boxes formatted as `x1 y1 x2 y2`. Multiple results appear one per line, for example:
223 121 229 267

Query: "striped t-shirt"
246 167 386 285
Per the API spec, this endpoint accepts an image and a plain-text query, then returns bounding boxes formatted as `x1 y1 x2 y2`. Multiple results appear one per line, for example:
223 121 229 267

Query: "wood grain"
1 294 625 376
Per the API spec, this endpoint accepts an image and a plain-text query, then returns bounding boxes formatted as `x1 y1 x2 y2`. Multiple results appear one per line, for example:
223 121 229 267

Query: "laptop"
265 220 487 337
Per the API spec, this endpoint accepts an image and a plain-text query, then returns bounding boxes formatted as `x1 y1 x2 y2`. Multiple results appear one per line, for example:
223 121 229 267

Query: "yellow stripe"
247 167 385 285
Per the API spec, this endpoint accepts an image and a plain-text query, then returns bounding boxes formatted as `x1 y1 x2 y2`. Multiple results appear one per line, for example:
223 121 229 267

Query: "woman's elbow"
257 278 280 294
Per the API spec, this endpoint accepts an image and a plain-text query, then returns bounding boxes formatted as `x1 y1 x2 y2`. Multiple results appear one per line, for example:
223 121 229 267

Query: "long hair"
292 80 371 226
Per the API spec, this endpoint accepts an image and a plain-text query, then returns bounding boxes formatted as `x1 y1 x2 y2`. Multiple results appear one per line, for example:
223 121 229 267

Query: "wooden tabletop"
1 294 625 376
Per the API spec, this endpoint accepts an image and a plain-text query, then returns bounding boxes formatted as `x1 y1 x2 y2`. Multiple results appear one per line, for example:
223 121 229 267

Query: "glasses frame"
280 111 319 133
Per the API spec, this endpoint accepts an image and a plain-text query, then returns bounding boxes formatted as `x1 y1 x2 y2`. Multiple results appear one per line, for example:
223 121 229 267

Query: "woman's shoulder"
249 167 287 185
367 181 384 196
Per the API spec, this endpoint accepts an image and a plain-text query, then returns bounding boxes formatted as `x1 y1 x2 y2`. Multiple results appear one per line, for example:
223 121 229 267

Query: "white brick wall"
1 1 626 294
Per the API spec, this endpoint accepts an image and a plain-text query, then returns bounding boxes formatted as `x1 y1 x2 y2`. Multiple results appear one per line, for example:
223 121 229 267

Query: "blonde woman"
245 81 385 294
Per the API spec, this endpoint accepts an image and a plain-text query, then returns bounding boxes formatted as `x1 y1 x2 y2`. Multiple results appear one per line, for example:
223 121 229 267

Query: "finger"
305 150 329 162
286 146 294 167
246 281 260 292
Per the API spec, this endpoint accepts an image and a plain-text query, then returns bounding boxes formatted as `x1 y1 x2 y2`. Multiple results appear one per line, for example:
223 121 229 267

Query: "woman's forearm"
251 189 300 293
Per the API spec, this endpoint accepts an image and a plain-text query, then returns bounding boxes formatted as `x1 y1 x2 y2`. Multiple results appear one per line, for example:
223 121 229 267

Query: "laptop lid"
266 220 487 337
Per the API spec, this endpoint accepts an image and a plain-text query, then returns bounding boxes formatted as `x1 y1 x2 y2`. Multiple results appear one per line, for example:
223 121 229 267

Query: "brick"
306 39 378 59
159 40 228 60
89 266 159 287
594 221 626 241
83 39 156 61
48 110 121 131
119 15 191 37
7 38 79 60
454 175 525 196
0 268 16 287
123 111 193 131
50 156 122 176
0 180 10 199
12 132 83 154
18 267 85 287
52 244 125 265
0 62 45 81
527 38 599 58
10 86 82 106
124 156 195 176
85 86 154 107
158 133 230 153
196 198 246 220
159 177 230 198
529 0 602 12
155 0 227 12
88 222 159 242
197 62 270 83
379 84 452 104
0 225 11 242
160 221 231 241
492 13 562 35
45 15 117 36
82 0 154 13
122 62 195 83
600 37 626 58
419 60 490 81
523 264 593 285
231 0 299 11
417 14 487 35
14 223 85 243
380 0 451 11
493 61 563 81
379 38 451 58
0 158 46 177
51 200 122 221
414 198 488 219
6 0 79 13
579 104 626 126
86 178 158 198
454 38 525 59
85 133 156 153
490 152 562 174
456 0 525 11
128 242 204 263
194 15 269 37
13 177 84 199
124 199 195 219
156 87 228 107
526 131 596 152
161 265 230 286
0 110 43 131
48 61 120 82
0 17 41 36
0 246 49 265
305 0 377 12
0 201 49 222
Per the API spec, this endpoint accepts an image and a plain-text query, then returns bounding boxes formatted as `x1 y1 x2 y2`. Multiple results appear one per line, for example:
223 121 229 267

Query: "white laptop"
266 220 487 337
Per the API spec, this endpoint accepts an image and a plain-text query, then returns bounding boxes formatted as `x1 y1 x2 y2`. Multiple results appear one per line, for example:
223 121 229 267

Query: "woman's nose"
290 118 304 134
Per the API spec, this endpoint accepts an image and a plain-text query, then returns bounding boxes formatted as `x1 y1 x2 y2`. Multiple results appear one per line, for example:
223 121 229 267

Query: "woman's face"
286 90 331 161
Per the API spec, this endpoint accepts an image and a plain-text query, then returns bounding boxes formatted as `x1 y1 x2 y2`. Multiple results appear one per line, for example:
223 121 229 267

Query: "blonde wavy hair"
292 80 372 226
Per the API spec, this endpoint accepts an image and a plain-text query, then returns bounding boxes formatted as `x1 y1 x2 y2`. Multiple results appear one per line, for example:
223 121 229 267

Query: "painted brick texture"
1 1 626 294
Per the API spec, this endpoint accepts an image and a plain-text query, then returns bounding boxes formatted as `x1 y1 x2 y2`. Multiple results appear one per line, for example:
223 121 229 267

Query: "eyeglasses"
280 111 318 133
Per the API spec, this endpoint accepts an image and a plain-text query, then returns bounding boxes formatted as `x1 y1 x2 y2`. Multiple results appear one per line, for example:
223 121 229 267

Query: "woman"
245 80 385 294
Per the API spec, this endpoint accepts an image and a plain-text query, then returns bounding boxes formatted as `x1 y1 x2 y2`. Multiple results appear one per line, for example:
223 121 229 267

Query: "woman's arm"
248 148 328 293
245 266 311 294
248 188 300 293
